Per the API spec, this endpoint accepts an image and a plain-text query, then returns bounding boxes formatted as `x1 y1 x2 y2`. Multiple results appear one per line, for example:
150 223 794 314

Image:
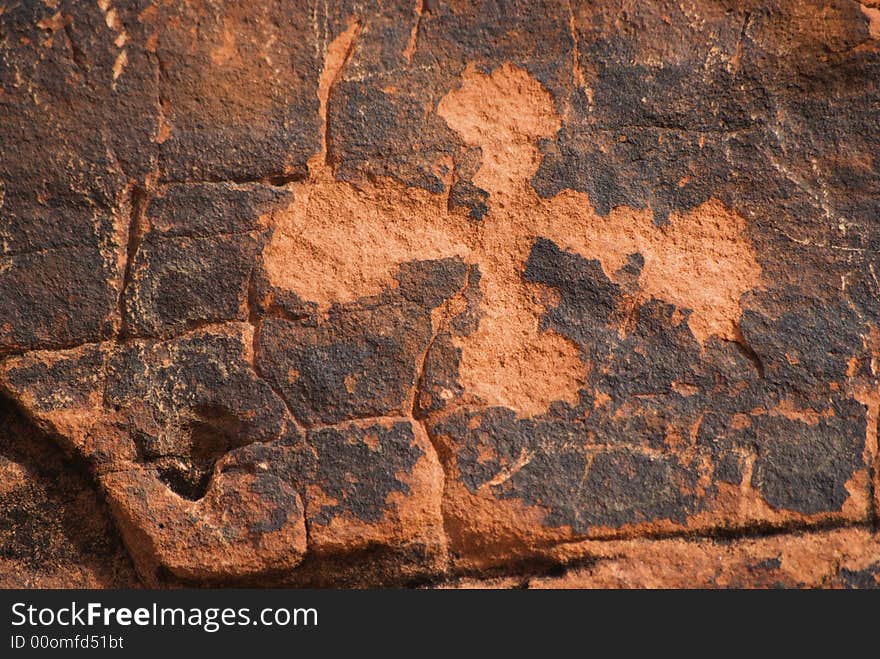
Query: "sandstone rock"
1 0 879 587
527 528 880 589
145 0 321 183
0 326 308 584
0 395 138 588
437 527 880 589
122 183 290 337
296 418 447 583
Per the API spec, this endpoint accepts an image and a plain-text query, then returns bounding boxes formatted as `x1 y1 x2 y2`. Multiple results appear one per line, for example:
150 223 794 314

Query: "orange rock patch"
263 59 761 417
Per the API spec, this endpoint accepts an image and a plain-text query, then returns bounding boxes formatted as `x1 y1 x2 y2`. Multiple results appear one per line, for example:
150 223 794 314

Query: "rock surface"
1 0 879 587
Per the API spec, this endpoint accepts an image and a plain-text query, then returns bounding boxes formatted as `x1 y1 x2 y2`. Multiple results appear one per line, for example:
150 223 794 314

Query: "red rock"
1 0 879 587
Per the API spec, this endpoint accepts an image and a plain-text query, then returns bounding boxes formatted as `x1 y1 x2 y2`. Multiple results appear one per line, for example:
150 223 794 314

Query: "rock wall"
1 0 879 587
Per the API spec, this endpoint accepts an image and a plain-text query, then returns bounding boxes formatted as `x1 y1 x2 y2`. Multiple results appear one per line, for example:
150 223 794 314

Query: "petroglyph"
265 59 761 416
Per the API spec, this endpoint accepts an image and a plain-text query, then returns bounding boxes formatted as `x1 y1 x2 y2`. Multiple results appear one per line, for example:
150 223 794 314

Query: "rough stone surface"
1 0 879 587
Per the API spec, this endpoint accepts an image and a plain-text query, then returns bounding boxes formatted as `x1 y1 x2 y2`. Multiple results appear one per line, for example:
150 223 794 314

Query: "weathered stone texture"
1 0 879 586
445 528 880 589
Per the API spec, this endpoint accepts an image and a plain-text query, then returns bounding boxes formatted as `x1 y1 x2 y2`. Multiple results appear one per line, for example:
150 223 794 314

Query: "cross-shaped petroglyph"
263 31 762 417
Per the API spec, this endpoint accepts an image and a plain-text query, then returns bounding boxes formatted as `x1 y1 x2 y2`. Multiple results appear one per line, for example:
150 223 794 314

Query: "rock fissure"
117 185 149 338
